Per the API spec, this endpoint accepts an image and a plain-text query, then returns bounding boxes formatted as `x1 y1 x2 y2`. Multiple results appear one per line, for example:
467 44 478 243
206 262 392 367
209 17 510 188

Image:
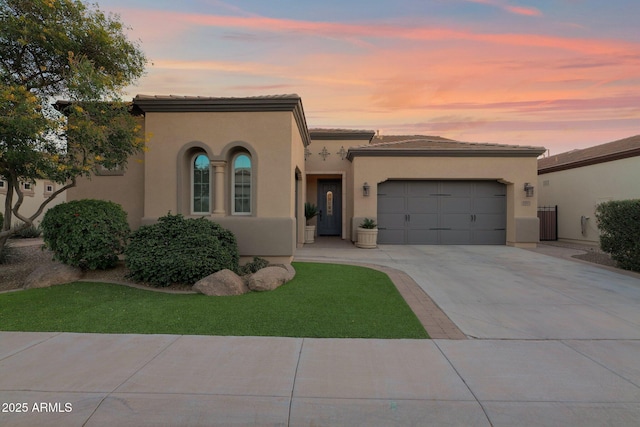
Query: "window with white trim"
192 154 211 214
232 153 251 215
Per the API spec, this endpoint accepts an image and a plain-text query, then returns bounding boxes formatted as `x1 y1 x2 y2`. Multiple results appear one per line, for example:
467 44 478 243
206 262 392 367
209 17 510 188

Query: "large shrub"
41 199 130 270
125 214 239 286
595 199 640 272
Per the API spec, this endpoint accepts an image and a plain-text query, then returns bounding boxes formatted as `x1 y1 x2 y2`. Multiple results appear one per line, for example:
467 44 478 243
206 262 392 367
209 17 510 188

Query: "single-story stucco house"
67 94 546 263
538 135 640 244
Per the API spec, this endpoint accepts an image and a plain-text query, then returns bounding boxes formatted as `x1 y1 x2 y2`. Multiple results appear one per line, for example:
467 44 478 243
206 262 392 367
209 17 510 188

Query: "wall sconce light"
524 182 534 197
363 182 370 197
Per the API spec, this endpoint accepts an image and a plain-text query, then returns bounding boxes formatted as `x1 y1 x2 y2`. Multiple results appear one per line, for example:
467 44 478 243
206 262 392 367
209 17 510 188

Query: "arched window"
233 153 251 214
192 154 210 214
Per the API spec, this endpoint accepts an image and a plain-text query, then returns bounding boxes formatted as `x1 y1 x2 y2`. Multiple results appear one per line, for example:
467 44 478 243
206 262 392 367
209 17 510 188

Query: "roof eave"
310 130 376 141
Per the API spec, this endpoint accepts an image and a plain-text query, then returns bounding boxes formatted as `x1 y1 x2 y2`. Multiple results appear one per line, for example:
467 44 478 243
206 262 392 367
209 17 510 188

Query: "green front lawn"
0 262 428 339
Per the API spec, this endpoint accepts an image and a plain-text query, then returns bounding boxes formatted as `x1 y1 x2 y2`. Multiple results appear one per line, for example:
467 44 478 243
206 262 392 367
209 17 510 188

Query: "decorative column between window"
212 161 226 215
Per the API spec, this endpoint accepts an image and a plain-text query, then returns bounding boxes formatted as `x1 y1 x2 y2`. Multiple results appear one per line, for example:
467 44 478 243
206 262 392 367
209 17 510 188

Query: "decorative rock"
193 269 249 296
272 264 296 281
24 263 84 289
246 265 294 292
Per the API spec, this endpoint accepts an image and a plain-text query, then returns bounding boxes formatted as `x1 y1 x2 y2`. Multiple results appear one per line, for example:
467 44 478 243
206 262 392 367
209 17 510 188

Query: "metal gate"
538 205 558 241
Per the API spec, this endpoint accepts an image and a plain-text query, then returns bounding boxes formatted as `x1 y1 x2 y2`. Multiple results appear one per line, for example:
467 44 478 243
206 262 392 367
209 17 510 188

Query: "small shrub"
596 199 640 272
238 256 270 275
304 203 318 225
41 199 130 270
125 213 240 286
359 218 377 229
11 221 42 238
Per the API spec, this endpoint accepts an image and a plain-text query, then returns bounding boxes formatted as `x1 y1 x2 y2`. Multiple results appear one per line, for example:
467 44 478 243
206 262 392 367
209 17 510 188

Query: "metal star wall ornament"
319 146 330 161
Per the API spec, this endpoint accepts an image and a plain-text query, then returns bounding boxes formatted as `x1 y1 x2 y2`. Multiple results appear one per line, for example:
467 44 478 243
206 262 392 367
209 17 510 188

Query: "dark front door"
317 179 342 236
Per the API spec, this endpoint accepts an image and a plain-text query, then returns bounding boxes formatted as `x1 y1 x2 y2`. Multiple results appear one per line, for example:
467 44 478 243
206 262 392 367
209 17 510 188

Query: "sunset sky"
98 0 639 155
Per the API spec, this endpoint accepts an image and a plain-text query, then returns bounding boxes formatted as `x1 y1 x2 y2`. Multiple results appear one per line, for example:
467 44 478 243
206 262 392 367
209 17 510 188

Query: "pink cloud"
466 0 542 16
112 5 639 152
505 5 542 16
123 8 636 56
464 0 542 16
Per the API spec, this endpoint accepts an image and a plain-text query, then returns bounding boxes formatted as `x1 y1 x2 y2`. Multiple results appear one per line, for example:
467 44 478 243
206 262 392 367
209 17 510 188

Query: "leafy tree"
0 0 147 255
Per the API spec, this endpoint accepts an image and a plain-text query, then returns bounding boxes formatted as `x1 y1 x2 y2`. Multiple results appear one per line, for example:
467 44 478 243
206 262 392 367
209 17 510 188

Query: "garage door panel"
474 197 505 214
378 195 405 213
441 213 471 229
378 213 406 229
407 213 438 228
475 181 506 197
378 228 405 244
378 181 406 196
407 181 438 196
475 213 505 229
441 197 472 214
407 197 438 213
441 181 472 196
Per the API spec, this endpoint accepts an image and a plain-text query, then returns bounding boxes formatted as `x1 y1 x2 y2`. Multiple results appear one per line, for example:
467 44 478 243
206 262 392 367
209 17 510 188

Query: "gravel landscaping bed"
0 243 191 292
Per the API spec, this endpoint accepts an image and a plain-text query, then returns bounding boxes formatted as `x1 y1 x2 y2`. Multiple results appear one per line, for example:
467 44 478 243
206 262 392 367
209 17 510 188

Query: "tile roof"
362 136 544 151
538 135 640 174
347 135 546 159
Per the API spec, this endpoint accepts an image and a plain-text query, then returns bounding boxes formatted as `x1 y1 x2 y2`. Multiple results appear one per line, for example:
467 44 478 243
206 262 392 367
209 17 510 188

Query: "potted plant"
356 218 378 249
304 202 319 243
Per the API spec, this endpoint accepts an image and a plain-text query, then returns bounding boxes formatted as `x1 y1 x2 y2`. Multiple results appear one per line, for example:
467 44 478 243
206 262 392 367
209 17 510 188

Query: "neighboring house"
538 135 640 244
67 94 545 263
0 179 66 225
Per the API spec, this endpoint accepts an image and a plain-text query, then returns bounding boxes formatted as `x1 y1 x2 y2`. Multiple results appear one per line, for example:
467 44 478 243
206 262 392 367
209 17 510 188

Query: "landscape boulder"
246 265 295 292
24 263 84 289
193 269 249 296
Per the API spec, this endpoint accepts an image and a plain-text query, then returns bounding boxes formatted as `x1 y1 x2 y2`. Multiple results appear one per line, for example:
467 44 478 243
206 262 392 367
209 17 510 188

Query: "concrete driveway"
297 243 640 340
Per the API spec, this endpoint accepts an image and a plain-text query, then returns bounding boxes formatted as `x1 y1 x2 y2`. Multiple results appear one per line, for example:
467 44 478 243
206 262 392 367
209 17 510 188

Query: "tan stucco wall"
291 116 307 247
351 156 540 247
143 111 295 219
538 156 640 243
0 180 67 226
67 154 146 230
140 110 301 260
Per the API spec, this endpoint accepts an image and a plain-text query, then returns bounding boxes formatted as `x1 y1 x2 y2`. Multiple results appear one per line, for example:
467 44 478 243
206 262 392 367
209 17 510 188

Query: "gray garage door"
377 180 506 245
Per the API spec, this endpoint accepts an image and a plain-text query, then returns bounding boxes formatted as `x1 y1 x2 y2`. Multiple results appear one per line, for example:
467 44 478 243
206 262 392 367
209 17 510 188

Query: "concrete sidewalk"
2 240 640 425
2 332 640 426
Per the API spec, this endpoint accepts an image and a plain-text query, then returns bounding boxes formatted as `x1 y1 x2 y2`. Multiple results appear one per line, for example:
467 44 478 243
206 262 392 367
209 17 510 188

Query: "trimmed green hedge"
125 214 239 286
595 199 640 272
41 199 130 270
